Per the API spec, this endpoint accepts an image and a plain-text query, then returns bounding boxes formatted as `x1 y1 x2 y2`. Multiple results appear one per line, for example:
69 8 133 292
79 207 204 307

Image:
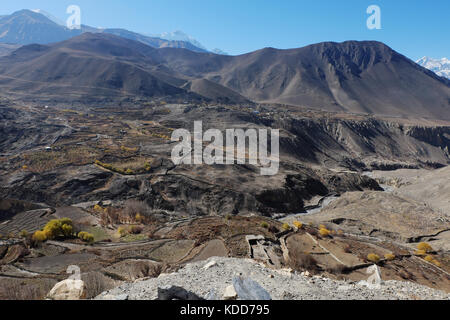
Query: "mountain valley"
0 8 449 301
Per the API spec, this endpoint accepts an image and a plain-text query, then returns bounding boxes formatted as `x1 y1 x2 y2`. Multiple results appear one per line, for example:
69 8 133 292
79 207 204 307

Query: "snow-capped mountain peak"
417 56 450 79
152 30 207 51
31 9 65 26
152 30 228 55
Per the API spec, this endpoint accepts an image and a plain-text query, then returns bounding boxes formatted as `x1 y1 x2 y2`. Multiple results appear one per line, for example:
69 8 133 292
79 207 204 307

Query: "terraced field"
0 209 53 235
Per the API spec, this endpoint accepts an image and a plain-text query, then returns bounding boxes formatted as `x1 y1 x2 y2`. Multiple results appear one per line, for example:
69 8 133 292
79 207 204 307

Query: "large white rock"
47 279 87 300
202 260 217 270
223 285 237 300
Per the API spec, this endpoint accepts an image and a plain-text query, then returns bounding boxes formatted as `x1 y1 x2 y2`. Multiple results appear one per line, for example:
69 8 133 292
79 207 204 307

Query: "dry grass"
99 200 156 227
289 248 319 273
0 278 57 300
23 147 99 173
81 272 117 299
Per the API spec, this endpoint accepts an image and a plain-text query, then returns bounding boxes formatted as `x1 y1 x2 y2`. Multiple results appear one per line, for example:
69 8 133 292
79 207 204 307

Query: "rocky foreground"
96 257 450 300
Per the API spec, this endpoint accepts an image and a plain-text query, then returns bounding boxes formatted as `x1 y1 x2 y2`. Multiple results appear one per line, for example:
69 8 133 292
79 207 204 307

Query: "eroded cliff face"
0 102 449 217
404 125 450 149
277 117 450 170
0 162 383 217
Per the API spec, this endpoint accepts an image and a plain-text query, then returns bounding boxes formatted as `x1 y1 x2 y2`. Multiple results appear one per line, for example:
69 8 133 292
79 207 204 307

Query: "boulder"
202 260 217 270
223 285 237 300
0 244 28 265
157 285 204 300
232 277 271 300
301 271 311 277
47 279 87 300
206 289 219 300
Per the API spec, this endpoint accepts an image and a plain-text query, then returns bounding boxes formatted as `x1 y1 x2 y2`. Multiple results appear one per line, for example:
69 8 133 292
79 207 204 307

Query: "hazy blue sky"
1 0 448 60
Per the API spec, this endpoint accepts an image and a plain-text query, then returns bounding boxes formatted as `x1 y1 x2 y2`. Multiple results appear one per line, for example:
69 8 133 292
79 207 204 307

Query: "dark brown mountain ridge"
0 33 449 120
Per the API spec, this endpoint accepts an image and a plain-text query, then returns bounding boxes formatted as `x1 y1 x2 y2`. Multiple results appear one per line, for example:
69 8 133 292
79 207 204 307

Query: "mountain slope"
159 41 450 119
0 33 248 103
0 44 21 56
182 78 251 103
0 33 188 100
30 9 66 26
0 33 449 120
0 9 82 45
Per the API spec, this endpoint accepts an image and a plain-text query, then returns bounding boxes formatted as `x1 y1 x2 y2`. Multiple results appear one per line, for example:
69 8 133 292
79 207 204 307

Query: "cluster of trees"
32 218 94 244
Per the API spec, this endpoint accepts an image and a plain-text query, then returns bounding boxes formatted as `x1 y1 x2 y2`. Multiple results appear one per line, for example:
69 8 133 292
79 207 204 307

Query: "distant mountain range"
151 30 208 51
0 32 448 120
151 30 228 56
417 57 450 79
0 9 209 52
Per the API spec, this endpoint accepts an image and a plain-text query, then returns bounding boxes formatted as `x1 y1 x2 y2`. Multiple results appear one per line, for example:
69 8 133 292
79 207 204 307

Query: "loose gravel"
96 257 450 300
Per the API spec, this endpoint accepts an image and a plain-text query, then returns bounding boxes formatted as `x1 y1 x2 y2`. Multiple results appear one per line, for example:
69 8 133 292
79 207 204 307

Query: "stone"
277 268 294 277
223 285 238 300
206 289 219 300
301 271 311 277
366 264 382 286
203 260 217 270
114 294 129 300
232 277 272 300
97 294 129 300
157 285 204 300
47 279 87 300
0 244 28 265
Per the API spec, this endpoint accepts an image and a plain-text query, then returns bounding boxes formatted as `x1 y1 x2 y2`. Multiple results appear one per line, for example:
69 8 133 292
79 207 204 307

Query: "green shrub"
417 242 433 253
118 227 128 237
61 224 73 237
78 231 94 244
293 221 303 229
129 225 143 235
42 218 73 240
260 222 269 229
431 259 441 267
384 253 396 261
367 253 380 263
19 230 29 238
32 230 47 243
414 249 426 256
319 228 331 237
